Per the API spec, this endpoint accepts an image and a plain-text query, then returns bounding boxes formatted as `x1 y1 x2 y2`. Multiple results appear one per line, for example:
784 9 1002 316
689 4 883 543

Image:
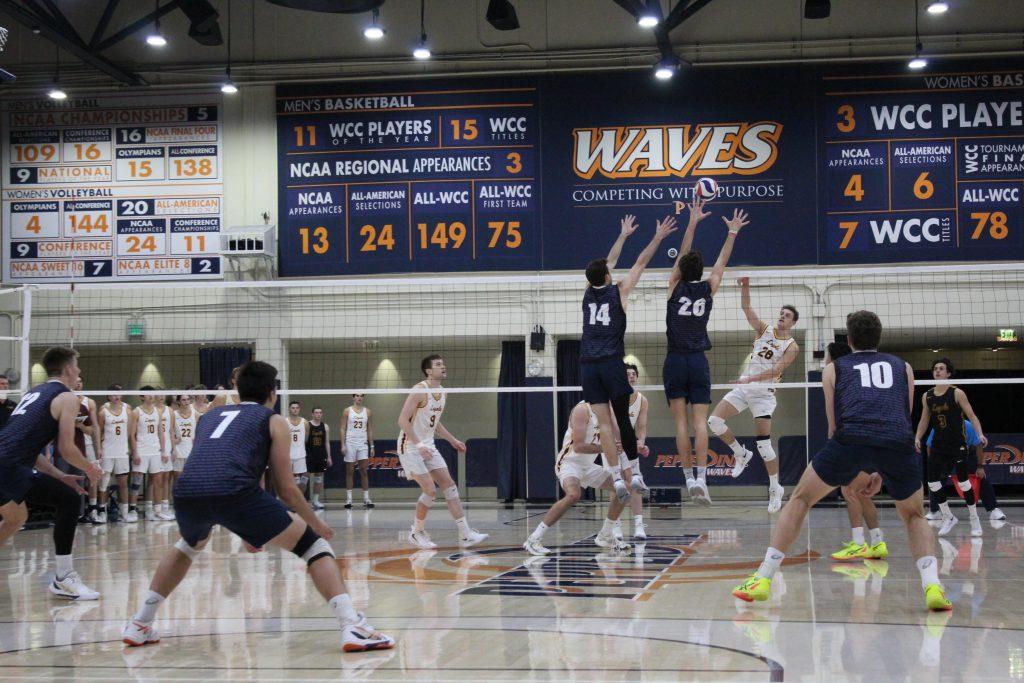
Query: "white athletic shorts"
344 442 369 463
102 456 129 476
133 451 170 474
174 457 188 473
722 386 777 419
556 451 611 489
291 457 308 475
398 442 448 478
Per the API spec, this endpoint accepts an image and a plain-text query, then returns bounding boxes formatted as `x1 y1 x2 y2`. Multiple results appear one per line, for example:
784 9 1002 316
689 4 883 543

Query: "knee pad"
129 473 144 492
927 480 943 492
957 479 972 492
174 537 203 560
100 472 111 490
418 492 435 508
295 475 309 489
443 485 459 501
756 437 777 462
707 415 727 437
292 525 334 565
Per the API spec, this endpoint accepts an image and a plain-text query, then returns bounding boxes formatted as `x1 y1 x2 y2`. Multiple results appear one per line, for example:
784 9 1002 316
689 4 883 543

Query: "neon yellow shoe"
830 541 868 561
925 583 953 611
864 541 888 559
831 564 871 580
732 574 771 602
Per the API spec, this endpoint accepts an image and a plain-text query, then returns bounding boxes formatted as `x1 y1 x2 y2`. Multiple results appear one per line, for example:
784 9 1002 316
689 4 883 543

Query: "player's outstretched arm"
708 209 749 295
269 414 331 538
620 215 678 298
570 406 602 455
822 363 837 439
914 391 931 452
435 420 466 454
737 277 767 332
668 199 710 292
606 214 638 271
954 388 987 447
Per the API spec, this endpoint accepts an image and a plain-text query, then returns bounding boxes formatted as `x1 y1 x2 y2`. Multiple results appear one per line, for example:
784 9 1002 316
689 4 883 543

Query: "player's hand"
977 434 988 448
132 455 141 466
637 443 650 457
914 438 922 453
243 541 264 553
975 467 986 480
327 458 333 467
312 518 334 540
737 276 750 287
451 439 467 454
858 472 883 498
620 214 639 237
340 444 347 455
655 215 678 240
722 209 749 233
58 472 88 495
161 453 169 463
686 197 710 225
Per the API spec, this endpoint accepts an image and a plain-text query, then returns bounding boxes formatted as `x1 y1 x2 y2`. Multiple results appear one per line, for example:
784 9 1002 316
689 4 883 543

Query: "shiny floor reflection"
0 504 1021 681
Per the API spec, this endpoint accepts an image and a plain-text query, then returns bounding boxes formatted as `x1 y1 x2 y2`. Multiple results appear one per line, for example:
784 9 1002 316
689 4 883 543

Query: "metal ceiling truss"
612 0 717 62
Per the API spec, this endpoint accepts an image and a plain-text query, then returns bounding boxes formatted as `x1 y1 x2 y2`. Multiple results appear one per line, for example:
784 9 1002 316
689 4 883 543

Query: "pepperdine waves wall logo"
572 122 783 180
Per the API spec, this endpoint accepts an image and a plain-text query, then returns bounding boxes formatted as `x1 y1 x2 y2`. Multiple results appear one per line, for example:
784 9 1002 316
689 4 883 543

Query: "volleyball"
695 177 719 200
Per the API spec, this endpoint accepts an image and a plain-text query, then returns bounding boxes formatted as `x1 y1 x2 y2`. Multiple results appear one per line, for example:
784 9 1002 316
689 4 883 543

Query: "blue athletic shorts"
174 488 293 548
0 465 37 505
580 356 631 404
662 351 711 405
811 436 922 501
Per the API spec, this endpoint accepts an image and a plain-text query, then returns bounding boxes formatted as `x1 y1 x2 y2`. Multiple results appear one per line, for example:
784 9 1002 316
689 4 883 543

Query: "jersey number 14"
588 302 611 326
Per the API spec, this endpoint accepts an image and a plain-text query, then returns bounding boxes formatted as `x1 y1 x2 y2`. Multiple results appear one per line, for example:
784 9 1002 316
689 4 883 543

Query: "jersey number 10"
852 361 893 389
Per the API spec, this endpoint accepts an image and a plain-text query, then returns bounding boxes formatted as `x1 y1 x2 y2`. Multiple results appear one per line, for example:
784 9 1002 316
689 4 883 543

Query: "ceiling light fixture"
926 2 949 14
364 8 385 39
412 0 430 59
146 1 167 47
654 55 679 80
908 0 928 70
221 0 238 93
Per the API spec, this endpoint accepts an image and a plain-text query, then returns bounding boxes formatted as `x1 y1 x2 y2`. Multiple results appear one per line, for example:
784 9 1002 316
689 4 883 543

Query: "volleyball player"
713 277 799 513
306 406 332 510
209 367 241 408
398 354 486 549
582 214 677 504
97 384 131 523
75 378 104 523
0 347 103 600
172 393 197 487
287 401 309 489
524 400 631 555
122 360 394 652
733 311 952 612
155 391 175 520
341 394 374 509
130 387 166 522
664 200 748 505
603 364 650 541
192 385 210 414
925 420 1005 525
915 358 987 538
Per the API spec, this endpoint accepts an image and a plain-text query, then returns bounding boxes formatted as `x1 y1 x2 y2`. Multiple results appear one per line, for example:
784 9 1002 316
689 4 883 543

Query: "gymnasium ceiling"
0 0 1021 93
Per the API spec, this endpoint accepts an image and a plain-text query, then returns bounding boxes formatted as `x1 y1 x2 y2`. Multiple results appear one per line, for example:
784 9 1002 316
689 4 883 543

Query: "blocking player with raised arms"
915 357 987 538
306 406 332 510
733 311 953 612
714 277 800 513
398 354 487 549
130 386 168 522
121 360 393 652
581 213 677 504
340 394 374 509
664 199 749 505
97 384 132 523
287 401 310 489
524 400 631 555
0 347 103 600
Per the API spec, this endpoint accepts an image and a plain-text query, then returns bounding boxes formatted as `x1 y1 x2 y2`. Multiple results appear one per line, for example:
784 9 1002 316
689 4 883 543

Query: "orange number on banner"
843 174 864 202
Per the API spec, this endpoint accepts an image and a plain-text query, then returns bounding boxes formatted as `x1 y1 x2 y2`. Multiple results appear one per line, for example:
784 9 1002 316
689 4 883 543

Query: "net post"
19 286 33 394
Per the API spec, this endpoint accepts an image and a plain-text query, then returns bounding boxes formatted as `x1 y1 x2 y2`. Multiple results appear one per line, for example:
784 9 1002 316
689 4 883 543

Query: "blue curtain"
496 340 527 501
199 346 252 390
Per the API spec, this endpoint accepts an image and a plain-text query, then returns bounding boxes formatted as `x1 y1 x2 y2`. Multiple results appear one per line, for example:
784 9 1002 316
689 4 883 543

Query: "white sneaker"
924 510 941 521
459 529 488 548
990 508 1006 521
731 448 754 478
692 479 711 506
970 516 983 537
612 478 630 504
596 529 630 552
341 622 395 652
767 484 785 514
50 572 100 601
156 511 175 521
145 509 158 522
611 520 624 543
630 474 649 497
990 518 1008 530
409 527 437 549
524 538 551 556
938 515 958 537
121 620 160 646
96 511 107 525
633 520 647 541
125 509 139 523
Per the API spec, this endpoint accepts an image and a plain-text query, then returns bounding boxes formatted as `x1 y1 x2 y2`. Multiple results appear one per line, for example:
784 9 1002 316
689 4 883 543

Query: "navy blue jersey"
580 284 626 362
666 280 713 352
174 403 275 498
0 380 70 468
834 351 913 449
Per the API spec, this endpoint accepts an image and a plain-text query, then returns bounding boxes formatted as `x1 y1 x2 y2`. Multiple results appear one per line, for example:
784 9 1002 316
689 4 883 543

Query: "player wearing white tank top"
130 387 168 522
709 277 800 513
75 379 104 523
398 354 486 550
171 394 197 483
97 384 132 523
287 401 310 488
154 392 175 520
340 394 374 509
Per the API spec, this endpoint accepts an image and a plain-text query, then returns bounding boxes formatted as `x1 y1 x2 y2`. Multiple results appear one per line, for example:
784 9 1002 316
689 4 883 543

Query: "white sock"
869 528 883 546
55 554 73 579
161 500 169 513
328 593 359 626
611 469 622 482
145 501 153 510
455 516 470 536
685 476 696 487
312 494 320 504
696 466 707 481
119 503 128 516
89 498 97 507
938 502 952 518
413 517 425 532
757 547 784 579
728 440 744 457
634 515 643 526
133 590 165 624
531 522 548 540
967 504 979 521
851 526 865 545
917 555 940 588
346 490 352 502
768 473 780 488
601 518 614 534
364 490 371 501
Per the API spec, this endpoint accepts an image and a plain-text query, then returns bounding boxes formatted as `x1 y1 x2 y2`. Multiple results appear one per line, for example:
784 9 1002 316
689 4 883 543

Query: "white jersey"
742 325 796 384
627 391 643 428
161 405 173 454
80 396 94 449
135 406 162 456
101 403 130 458
346 406 369 444
400 382 445 446
288 417 307 459
174 407 197 458
560 402 600 454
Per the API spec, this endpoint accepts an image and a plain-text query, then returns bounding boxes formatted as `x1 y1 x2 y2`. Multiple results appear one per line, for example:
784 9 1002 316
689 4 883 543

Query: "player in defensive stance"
398 355 487 549
122 361 393 652
0 347 103 599
733 311 952 612
915 357 987 538
582 214 677 504
604 364 650 541
525 400 631 555
665 200 748 504
715 277 799 513
97 384 132 523
287 401 310 490
341 394 374 509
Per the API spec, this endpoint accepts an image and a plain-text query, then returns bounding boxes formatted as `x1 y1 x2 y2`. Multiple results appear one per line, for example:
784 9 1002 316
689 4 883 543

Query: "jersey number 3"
587 302 611 326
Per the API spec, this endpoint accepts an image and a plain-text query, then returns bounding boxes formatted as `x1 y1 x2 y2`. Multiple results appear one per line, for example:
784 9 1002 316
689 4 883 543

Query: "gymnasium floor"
0 503 1021 681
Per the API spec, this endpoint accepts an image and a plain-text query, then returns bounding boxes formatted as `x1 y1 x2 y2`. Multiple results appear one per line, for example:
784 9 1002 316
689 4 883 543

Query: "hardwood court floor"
0 502 1021 681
